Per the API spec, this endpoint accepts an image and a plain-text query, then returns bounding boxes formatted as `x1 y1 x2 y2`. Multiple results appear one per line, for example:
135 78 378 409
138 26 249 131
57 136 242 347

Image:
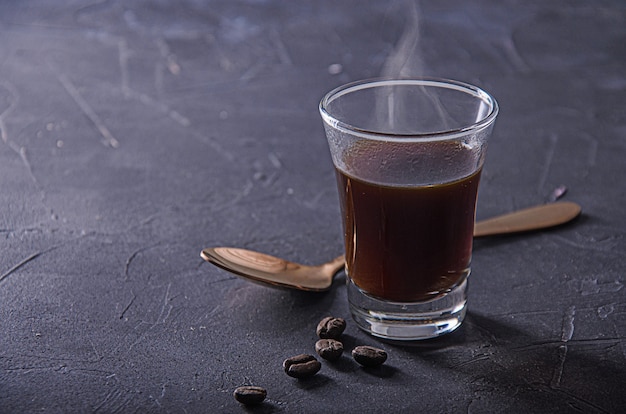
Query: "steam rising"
381 0 423 79
377 1 457 134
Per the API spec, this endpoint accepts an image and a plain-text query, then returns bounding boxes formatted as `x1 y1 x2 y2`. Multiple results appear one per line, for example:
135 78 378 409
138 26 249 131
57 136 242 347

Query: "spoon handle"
329 202 580 273
473 201 581 237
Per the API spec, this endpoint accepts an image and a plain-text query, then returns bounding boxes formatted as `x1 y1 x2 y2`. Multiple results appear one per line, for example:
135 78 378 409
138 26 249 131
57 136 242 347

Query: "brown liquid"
336 165 481 302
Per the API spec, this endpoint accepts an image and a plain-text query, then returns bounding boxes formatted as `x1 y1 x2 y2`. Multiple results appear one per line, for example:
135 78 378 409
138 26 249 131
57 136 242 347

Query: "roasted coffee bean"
315 338 344 361
316 316 346 339
283 354 321 378
352 345 387 367
233 386 267 405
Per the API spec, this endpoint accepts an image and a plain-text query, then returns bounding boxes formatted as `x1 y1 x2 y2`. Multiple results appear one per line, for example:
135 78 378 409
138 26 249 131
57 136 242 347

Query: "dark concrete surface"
1 1 625 413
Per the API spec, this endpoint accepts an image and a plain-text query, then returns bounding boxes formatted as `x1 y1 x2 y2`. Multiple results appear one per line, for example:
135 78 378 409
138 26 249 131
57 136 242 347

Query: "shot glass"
319 78 498 340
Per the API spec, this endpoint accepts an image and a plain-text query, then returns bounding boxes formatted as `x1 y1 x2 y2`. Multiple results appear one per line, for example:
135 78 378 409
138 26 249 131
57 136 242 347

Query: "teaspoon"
201 201 581 292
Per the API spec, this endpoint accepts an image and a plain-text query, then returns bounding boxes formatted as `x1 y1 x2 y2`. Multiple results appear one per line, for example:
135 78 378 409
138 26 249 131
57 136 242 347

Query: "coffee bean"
233 386 267 405
283 354 321 378
315 338 344 361
316 316 346 339
352 345 387 367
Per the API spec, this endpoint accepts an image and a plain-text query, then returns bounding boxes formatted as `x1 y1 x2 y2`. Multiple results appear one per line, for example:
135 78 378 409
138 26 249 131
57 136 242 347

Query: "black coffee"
335 143 481 302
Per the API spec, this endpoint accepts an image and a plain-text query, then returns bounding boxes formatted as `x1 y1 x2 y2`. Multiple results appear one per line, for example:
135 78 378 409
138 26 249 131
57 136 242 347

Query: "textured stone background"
1 1 625 412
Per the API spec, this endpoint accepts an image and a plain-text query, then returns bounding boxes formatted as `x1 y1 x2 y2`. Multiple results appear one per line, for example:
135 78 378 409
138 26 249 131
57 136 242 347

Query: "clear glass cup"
319 78 498 340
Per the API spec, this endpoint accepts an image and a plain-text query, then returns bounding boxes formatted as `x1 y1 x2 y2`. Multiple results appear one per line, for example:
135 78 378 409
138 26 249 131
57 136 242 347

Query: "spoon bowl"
202 247 345 291
201 201 581 291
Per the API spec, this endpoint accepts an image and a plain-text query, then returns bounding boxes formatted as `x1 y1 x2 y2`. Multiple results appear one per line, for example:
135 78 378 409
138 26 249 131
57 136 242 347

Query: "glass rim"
319 77 499 142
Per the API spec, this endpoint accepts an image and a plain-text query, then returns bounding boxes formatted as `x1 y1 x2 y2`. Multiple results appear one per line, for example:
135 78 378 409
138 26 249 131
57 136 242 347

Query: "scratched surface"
1 0 625 413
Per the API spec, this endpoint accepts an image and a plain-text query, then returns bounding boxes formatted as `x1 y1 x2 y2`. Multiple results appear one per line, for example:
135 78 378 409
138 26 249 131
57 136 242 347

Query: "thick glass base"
347 275 468 341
